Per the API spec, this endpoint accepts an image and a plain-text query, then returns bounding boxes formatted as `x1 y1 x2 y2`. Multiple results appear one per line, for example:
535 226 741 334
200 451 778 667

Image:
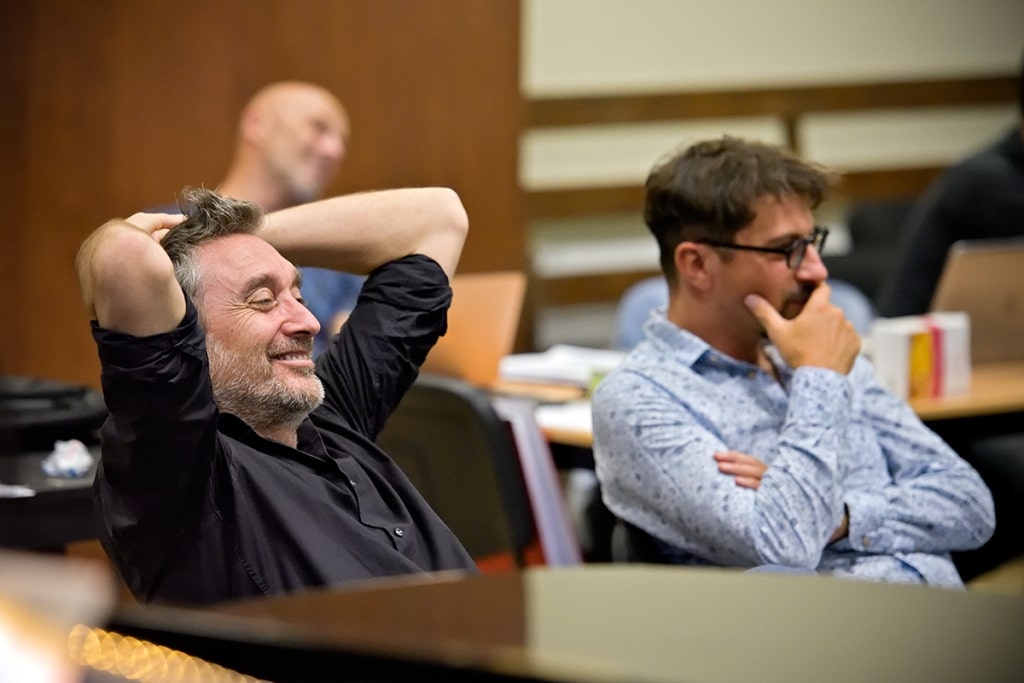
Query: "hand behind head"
125 212 186 243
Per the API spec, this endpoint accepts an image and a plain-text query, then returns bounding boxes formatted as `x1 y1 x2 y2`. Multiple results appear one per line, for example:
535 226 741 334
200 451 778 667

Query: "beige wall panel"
800 105 1016 170
523 0 1024 96
521 118 785 189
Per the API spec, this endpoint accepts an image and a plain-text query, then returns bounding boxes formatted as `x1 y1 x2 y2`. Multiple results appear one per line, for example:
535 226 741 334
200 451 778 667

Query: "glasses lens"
813 227 828 252
789 228 828 269
789 241 806 269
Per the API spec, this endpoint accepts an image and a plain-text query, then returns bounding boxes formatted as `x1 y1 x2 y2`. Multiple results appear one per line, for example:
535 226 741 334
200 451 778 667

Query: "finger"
744 293 784 334
714 450 762 464
713 450 750 461
734 476 762 490
717 461 765 479
714 451 759 466
125 212 186 234
802 281 834 311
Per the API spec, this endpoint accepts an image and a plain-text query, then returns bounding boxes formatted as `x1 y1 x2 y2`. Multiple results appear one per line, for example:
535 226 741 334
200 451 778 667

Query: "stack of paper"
534 400 594 435
499 345 627 388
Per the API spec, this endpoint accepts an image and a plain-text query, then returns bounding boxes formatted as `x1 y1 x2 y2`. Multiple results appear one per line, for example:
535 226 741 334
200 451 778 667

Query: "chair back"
376 374 537 569
610 518 673 564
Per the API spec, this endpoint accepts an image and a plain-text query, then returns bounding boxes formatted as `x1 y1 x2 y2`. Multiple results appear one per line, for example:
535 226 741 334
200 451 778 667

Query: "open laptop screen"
930 237 1024 363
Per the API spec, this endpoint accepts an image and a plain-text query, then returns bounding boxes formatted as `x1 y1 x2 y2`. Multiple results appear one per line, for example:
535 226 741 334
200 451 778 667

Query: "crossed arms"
593 285 994 569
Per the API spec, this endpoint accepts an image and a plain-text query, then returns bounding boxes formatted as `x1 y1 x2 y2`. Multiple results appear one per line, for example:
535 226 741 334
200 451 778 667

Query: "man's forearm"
259 187 468 277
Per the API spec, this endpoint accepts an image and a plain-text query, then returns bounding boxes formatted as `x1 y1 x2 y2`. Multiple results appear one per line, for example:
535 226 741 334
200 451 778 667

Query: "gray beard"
206 337 325 435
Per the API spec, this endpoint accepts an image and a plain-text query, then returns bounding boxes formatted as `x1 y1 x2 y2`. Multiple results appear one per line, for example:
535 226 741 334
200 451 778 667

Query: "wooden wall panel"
0 3 31 377
0 0 523 387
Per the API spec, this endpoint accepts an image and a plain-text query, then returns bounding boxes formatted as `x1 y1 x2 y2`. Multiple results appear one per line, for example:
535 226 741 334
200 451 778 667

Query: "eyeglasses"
698 226 829 270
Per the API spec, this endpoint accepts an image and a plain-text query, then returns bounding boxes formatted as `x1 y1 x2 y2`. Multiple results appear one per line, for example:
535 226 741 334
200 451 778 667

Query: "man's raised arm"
257 187 469 278
76 213 186 336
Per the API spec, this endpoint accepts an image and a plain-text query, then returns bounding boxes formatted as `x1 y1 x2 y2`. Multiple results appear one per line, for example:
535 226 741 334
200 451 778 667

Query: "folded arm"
842 361 995 554
258 187 469 278
592 367 849 569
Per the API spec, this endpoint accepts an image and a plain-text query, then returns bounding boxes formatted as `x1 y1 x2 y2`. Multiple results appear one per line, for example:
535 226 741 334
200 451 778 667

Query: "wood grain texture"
0 0 523 386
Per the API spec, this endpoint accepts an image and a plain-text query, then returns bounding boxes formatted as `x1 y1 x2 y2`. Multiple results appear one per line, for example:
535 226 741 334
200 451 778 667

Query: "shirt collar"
642 309 787 376
642 310 727 367
219 412 331 466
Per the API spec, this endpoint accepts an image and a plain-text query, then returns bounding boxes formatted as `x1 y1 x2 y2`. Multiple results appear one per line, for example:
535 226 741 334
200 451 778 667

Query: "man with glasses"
592 136 994 586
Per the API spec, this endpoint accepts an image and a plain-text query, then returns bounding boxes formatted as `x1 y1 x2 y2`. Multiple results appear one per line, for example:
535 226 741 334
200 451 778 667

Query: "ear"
674 241 714 292
239 104 269 146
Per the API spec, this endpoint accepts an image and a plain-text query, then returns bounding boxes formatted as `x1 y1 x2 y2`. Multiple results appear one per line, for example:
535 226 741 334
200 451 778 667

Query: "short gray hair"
160 187 264 303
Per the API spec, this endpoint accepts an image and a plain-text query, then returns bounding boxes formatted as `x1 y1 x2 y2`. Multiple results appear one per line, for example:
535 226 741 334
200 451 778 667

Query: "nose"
281 294 321 338
795 243 829 284
320 133 345 165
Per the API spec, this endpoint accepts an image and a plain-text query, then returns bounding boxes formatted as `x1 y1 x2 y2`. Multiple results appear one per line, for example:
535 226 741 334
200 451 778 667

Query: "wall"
0 0 522 387
521 0 1024 348
523 0 1022 95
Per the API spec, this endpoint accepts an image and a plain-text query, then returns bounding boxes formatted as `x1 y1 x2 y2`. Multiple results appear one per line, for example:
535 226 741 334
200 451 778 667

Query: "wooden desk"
540 417 594 450
108 566 1024 683
532 361 1024 448
909 361 1024 421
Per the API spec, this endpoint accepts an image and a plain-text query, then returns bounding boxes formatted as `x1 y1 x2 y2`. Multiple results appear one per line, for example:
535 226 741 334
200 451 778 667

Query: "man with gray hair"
78 185 474 604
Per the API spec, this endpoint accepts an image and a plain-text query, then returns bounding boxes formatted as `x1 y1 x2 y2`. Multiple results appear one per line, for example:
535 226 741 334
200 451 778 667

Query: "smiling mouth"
273 353 311 362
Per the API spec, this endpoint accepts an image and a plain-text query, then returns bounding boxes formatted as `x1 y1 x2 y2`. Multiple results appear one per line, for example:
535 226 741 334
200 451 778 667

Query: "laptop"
420 271 527 387
930 237 1024 363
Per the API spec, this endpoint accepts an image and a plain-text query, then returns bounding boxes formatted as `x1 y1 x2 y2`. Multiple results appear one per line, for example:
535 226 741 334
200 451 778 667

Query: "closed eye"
248 290 278 310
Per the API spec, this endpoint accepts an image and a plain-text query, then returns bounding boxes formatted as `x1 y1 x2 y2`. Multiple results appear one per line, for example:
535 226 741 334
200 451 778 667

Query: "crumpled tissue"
0 484 35 498
41 439 95 478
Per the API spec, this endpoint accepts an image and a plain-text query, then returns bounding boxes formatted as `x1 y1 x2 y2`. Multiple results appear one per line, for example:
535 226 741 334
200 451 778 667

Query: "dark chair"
377 374 580 570
610 518 673 564
824 199 916 307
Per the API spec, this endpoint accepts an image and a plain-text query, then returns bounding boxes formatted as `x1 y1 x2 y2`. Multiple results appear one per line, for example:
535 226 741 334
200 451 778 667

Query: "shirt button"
862 536 871 548
394 528 404 537
349 479 357 488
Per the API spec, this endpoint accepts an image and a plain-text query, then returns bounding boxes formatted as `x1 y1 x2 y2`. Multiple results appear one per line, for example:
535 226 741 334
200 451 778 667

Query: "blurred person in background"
159 81 364 356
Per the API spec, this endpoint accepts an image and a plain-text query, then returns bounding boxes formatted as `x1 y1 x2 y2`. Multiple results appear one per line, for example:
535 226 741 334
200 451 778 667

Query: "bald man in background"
219 81 349 209
160 81 364 356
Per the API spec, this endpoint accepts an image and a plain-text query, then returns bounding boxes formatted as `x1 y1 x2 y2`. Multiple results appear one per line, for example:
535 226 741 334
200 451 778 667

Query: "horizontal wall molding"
527 184 644 219
527 166 945 220
526 75 1018 128
537 268 661 308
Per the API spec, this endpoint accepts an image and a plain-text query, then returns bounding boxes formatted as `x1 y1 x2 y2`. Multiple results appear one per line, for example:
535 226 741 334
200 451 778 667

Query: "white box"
868 312 971 400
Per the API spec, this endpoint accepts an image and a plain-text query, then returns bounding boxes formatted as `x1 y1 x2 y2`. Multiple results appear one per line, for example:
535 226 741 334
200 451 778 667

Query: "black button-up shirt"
92 255 476 604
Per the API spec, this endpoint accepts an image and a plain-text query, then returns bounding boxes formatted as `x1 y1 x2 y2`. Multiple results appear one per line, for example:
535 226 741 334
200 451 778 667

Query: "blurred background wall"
522 0 1023 348
0 0 522 387
1 0 1021 386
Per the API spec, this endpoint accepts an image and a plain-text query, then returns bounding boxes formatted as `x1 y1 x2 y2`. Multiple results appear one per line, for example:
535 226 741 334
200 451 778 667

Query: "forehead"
741 194 814 240
195 234 298 295
279 89 347 130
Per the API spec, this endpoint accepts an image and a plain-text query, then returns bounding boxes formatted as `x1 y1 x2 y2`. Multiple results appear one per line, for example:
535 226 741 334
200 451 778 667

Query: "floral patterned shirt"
592 311 994 588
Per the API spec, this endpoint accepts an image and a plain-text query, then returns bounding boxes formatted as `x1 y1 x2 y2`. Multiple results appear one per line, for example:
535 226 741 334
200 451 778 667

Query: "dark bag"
0 376 107 455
